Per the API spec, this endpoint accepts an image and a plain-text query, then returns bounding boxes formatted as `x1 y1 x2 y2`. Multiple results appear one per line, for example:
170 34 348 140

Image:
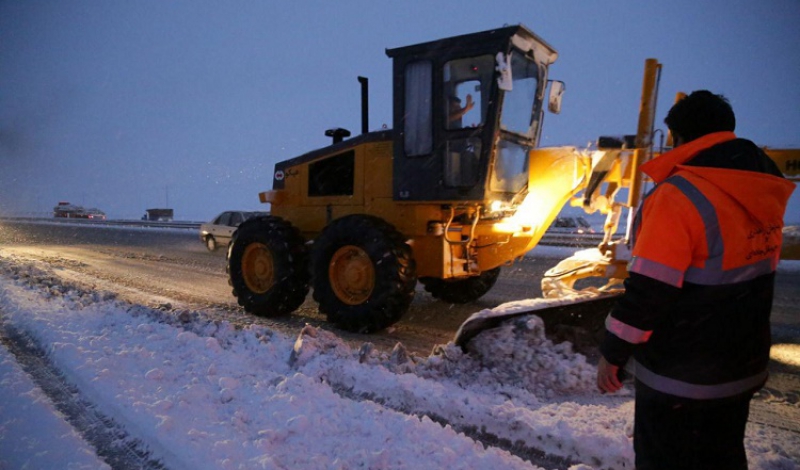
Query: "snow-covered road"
1 248 799 469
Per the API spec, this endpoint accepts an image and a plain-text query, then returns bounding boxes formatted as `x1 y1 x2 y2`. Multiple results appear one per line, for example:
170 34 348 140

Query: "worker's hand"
597 356 624 394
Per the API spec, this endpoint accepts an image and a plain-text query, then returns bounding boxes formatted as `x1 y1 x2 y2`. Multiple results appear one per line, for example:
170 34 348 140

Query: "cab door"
441 55 494 190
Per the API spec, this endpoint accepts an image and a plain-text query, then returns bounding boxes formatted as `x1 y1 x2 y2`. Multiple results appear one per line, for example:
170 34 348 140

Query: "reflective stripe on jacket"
601 132 795 400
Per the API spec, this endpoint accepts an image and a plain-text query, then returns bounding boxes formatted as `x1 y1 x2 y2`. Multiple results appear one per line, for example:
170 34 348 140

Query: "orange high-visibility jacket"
601 132 795 400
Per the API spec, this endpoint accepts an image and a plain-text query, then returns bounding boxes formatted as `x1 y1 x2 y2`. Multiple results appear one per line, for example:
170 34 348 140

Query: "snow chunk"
419 314 597 398
289 324 351 367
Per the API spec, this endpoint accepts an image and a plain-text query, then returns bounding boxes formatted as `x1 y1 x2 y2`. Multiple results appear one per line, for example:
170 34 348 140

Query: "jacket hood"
641 131 737 183
679 165 795 227
643 131 795 226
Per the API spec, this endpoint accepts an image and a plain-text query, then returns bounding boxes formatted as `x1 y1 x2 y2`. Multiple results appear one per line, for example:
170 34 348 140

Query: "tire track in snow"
329 384 577 470
0 321 167 470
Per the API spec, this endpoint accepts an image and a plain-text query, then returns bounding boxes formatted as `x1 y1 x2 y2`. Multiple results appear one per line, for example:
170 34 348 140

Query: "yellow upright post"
665 92 687 148
628 58 662 210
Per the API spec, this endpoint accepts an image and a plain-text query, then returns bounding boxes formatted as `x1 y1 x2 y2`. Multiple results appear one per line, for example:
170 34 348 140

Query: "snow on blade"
454 293 620 348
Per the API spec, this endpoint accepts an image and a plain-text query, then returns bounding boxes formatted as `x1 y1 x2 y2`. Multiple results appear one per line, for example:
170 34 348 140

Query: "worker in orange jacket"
597 90 795 469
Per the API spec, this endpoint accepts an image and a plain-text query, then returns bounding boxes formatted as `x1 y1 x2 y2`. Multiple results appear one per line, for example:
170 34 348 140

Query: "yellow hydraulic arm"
542 64 800 296
540 59 663 297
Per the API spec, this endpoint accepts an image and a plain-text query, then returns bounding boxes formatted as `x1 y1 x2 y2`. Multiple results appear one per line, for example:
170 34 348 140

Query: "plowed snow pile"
420 315 597 399
1 253 799 470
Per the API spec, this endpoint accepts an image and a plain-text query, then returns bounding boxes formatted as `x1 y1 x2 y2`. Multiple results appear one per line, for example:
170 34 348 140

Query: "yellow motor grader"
226 25 799 336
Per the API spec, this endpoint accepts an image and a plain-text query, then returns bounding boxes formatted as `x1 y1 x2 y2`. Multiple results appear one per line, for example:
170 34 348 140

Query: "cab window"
404 60 433 157
443 55 492 130
499 51 540 136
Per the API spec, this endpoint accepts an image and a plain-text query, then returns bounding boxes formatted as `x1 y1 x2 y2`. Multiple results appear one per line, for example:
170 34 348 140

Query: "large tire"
311 215 416 333
227 216 309 317
420 267 501 304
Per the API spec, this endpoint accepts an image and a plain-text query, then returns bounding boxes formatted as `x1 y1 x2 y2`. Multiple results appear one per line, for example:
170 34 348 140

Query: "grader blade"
454 292 621 350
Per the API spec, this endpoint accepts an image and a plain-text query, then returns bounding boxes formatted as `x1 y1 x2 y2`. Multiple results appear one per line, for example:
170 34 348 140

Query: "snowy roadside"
0 342 111 469
0 254 799 469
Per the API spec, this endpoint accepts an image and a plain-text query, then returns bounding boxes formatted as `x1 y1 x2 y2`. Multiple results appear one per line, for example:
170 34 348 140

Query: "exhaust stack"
358 76 369 134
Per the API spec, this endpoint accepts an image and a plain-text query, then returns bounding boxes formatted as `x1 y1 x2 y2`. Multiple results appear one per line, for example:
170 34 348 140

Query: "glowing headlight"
490 200 504 212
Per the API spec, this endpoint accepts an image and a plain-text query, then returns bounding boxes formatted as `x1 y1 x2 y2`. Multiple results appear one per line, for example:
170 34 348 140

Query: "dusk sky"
1 0 798 222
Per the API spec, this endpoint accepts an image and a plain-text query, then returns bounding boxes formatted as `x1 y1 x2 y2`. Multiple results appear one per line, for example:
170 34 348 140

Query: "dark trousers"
634 381 754 470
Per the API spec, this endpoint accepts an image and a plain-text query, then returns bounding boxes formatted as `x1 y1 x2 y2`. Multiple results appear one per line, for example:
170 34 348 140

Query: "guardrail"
0 216 202 230
2 216 606 247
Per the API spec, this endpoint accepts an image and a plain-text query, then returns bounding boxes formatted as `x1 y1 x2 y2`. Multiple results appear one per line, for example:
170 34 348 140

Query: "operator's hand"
597 356 623 393
464 94 474 112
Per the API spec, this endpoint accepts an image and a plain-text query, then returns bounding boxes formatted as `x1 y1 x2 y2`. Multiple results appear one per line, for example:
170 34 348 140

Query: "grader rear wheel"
227 216 309 317
241 242 275 294
312 215 416 333
328 245 375 306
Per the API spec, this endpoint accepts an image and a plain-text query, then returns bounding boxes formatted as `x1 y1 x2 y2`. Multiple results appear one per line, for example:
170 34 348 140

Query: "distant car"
200 211 264 251
82 208 107 220
549 216 596 234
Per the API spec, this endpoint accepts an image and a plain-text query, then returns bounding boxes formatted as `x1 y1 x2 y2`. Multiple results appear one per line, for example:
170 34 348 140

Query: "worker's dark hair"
664 90 736 143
